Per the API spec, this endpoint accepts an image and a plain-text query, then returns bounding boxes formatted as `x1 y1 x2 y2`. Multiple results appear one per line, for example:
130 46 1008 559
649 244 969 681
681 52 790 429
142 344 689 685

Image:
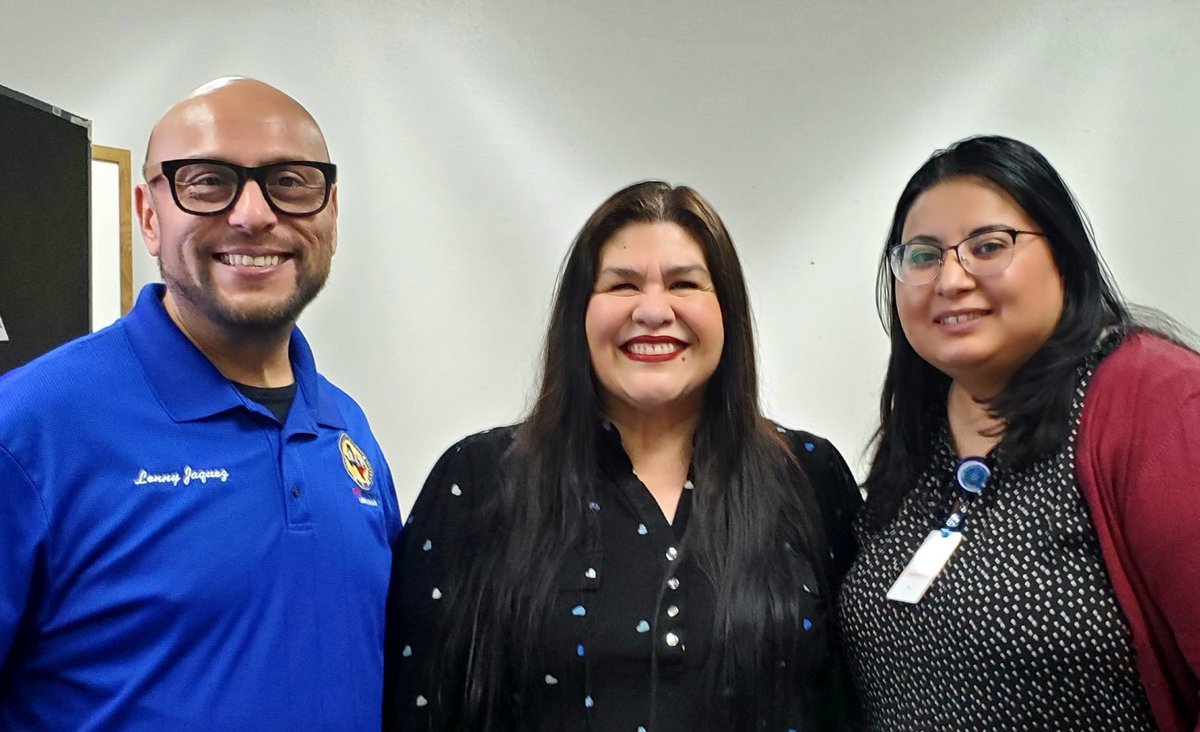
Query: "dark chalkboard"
0 84 91 375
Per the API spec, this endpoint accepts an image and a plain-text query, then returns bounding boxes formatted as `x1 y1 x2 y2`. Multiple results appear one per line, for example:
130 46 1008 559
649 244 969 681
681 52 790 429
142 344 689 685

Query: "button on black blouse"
387 423 861 731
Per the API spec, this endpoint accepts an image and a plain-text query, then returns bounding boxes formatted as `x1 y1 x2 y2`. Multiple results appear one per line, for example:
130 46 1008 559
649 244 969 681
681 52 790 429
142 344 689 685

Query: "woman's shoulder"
771 423 861 505
437 424 521 466
1094 331 1200 401
773 424 852 475
410 424 520 515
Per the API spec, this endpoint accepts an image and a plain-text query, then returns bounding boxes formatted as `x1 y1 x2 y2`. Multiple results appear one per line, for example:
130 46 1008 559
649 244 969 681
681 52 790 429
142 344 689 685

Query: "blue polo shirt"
0 284 402 731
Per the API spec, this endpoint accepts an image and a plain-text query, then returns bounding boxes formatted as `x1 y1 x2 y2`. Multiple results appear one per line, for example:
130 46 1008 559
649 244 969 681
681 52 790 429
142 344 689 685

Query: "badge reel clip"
886 457 990 604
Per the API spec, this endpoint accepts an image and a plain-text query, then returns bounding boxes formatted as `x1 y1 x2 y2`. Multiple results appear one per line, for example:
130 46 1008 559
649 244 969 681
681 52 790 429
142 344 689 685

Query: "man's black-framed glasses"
888 227 1044 285
147 158 337 217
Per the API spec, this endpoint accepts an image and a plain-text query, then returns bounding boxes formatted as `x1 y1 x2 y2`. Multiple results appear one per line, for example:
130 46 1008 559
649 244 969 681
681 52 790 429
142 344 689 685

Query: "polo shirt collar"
123 284 345 429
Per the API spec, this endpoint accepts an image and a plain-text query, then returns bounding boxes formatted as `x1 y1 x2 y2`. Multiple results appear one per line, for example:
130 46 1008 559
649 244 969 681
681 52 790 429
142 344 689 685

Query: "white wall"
91 158 123 331
3 0 1197 512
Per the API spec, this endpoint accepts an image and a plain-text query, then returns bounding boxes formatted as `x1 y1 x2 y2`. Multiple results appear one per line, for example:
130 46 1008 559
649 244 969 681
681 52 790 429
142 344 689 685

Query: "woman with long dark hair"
839 135 1200 731
386 180 860 731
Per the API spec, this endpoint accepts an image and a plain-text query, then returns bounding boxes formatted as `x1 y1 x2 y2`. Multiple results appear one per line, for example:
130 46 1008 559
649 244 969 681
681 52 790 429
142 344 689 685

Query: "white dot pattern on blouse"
839 352 1155 731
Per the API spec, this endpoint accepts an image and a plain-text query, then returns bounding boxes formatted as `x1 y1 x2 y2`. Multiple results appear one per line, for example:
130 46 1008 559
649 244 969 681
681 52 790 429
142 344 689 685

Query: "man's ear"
135 182 161 256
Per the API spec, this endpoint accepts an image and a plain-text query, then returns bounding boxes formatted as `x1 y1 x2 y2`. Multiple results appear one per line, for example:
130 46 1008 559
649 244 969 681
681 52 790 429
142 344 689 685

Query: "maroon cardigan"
1078 332 1200 732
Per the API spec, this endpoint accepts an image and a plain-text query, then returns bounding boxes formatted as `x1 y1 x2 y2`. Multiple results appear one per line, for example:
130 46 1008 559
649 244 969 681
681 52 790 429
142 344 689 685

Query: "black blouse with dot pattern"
838 346 1156 731
387 423 861 731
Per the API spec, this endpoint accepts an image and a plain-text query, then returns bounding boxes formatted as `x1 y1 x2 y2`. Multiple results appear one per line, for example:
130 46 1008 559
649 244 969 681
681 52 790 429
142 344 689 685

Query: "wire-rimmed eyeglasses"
146 158 337 217
888 226 1045 285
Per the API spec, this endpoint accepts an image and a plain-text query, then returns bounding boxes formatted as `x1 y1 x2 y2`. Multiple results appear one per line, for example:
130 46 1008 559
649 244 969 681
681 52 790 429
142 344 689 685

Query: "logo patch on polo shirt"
339 433 377 506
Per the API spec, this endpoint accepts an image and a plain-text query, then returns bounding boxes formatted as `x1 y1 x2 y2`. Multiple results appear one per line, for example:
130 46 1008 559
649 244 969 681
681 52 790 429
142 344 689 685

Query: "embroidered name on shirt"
133 466 231 487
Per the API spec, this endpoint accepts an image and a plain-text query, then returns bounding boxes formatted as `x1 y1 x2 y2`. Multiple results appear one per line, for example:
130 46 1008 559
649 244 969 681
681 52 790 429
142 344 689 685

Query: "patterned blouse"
838 341 1156 730
387 422 862 731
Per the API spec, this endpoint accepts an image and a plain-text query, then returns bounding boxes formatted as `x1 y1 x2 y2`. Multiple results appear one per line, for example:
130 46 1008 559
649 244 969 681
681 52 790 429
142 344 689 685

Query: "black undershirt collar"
233 381 297 424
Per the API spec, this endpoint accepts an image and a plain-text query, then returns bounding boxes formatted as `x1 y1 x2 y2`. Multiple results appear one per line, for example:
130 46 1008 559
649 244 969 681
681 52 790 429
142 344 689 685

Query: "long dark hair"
439 181 826 729
863 135 1131 530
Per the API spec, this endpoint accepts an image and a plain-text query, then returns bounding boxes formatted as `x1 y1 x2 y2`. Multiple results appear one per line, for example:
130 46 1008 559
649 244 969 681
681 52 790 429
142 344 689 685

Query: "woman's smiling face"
895 176 1065 394
585 221 724 420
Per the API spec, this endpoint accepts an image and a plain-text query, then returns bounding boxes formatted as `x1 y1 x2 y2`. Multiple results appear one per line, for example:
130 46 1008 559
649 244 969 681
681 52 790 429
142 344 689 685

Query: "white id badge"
886 530 963 604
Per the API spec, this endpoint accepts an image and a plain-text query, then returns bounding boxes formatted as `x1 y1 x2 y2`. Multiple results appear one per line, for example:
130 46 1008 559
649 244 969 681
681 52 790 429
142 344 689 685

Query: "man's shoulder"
0 323 134 414
0 324 141 479
313 372 375 427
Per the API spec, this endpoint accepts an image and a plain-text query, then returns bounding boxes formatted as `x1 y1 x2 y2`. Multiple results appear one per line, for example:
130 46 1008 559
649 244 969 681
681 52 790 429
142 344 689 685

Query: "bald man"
0 78 401 730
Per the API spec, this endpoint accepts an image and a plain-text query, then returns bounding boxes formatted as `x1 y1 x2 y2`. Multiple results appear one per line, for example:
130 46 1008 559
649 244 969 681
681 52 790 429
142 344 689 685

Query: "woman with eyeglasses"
838 135 1200 731
385 181 861 731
